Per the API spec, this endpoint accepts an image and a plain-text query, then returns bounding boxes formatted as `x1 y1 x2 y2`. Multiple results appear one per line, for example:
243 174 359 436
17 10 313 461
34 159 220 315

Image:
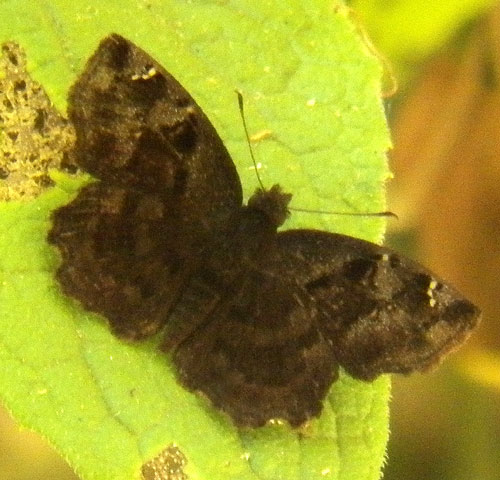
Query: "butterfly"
48 34 480 428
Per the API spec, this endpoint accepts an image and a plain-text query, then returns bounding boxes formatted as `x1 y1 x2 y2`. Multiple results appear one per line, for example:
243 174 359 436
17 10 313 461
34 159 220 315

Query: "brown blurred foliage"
385 4 500 480
0 407 77 479
388 8 500 334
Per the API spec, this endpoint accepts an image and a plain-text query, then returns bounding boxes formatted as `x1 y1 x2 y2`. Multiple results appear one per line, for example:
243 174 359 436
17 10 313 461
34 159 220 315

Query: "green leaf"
0 1 391 479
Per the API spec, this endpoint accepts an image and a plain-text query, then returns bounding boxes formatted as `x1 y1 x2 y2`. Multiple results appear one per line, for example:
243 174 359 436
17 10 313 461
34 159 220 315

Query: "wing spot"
305 273 337 293
426 278 440 307
131 65 157 81
343 258 377 282
413 273 432 289
161 116 198 153
107 35 131 70
389 254 401 268
175 97 191 108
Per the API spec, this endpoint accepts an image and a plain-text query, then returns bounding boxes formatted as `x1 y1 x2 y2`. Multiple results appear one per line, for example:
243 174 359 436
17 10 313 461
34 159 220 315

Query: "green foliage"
353 0 497 66
0 1 391 479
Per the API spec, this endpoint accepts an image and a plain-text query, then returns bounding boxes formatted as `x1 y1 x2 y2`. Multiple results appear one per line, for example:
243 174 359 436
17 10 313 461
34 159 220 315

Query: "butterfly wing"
67 34 242 226
171 228 479 427
271 230 480 381
48 35 242 339
170 266 339 428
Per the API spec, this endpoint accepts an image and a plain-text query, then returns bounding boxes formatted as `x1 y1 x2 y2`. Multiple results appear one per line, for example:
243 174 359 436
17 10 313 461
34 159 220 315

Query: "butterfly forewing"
49 34 243 339
270 230 479 381
68 33 243 230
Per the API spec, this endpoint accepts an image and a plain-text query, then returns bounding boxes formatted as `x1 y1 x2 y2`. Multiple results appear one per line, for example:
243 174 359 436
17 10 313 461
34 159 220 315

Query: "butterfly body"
48 34 480 428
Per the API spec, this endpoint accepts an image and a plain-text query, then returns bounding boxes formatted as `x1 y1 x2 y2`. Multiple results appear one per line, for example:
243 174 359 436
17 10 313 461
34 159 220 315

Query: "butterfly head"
247 184 292 228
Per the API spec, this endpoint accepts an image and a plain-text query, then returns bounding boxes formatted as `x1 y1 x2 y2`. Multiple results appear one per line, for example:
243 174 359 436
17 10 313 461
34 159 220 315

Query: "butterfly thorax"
246 184 292 229
171 185 292 320
206 184 291 271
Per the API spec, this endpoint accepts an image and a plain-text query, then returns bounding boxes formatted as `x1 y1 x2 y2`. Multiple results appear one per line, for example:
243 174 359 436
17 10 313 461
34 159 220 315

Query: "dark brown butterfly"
48 34 480 428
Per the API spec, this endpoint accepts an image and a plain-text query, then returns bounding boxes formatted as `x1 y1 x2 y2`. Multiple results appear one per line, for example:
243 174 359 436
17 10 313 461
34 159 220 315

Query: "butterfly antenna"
236 90 266 190
289 206 398 219
236 91 396 220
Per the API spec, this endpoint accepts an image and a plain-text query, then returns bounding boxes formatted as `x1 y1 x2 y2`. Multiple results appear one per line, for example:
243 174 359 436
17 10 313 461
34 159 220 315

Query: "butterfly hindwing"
49 182 199 339
169 259 339 428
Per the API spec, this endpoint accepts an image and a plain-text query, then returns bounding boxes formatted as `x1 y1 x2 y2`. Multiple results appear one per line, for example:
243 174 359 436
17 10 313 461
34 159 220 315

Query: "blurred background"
355 0 500 479
1 0 499 478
